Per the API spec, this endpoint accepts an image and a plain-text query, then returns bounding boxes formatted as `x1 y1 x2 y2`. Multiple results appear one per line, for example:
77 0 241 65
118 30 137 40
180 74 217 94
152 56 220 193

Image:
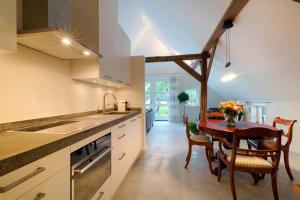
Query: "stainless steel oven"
71 133 111 200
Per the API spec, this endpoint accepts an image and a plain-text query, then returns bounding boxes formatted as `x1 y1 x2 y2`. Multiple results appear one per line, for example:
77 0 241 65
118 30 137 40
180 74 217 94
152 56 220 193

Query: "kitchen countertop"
0 111 141 176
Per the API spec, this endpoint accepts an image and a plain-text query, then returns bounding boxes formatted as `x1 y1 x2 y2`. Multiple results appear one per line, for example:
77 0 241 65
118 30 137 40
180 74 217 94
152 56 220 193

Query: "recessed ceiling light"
62 38 71 45
83 51 91 56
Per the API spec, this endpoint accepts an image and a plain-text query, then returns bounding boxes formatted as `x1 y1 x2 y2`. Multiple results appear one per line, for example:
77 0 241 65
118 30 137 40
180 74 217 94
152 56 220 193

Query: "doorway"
145 79 169 121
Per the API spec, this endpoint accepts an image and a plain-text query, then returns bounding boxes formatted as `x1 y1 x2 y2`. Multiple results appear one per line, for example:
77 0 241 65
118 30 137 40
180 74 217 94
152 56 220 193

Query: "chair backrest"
207 112 225 120
272 117 297 146
183 115 191 141
229 127 283 169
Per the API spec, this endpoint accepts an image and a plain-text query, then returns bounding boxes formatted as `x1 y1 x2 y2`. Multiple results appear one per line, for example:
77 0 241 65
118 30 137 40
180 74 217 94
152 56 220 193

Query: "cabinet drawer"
0 147 70 200
111 122 128 139
17 167 70 200
111 147 130 195
91 176 111 200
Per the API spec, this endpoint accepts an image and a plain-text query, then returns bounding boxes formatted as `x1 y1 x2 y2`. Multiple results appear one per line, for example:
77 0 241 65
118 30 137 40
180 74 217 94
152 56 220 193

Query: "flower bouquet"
218 101 244 126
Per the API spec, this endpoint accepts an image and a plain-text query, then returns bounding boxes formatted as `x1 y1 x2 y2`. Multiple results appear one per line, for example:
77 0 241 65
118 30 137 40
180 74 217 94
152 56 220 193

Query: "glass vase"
225 114 238 127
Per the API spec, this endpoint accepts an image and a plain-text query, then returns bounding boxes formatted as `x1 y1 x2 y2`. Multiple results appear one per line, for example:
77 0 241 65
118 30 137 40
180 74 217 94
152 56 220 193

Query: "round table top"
198 120 276 137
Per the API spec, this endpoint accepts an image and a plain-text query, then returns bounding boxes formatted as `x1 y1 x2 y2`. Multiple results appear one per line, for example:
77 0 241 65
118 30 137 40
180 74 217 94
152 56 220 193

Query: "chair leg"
211 140 215 160
247 140 251 149
185 144 192 169
229 168 237 200
205 147 213 174
271 170 279 200
283 150 294 181
217 153 222 182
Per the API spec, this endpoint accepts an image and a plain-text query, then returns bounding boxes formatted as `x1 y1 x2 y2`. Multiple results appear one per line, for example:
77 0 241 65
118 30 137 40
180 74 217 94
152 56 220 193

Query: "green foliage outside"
157 105 169 115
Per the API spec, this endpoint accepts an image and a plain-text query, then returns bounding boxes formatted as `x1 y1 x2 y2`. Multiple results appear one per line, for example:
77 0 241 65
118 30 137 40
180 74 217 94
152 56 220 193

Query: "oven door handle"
74 147 111 175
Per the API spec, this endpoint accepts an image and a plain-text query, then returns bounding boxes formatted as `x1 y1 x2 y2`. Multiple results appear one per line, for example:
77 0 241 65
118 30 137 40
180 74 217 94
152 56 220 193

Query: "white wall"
267 101 300 155
0 45 115 123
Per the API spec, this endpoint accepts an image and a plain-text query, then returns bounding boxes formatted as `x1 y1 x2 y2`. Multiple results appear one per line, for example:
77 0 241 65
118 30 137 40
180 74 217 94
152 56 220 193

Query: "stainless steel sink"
14 120 78 132
104 111 132 115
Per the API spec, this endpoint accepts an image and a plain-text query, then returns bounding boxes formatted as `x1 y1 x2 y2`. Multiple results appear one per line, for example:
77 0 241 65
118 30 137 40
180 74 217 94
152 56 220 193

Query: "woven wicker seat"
190 135 211 143
226 152 272 169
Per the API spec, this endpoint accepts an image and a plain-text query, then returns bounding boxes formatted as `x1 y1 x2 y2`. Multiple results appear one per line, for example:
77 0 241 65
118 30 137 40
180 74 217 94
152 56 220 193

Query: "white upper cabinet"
98 0 118 81
72 0 132 86
0 0 17 54
115 24 132 85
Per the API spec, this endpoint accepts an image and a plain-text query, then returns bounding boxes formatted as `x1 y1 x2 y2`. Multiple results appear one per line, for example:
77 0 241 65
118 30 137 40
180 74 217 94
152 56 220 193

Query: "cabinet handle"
34 193 46 200
0 167 46 193
118 134 126 140
118 153 126 160
117 80 124 83
138 116 141 119
96 192 104 200
130 119 136 122
118 124 125 129
74 148 111 175
104 75 112 80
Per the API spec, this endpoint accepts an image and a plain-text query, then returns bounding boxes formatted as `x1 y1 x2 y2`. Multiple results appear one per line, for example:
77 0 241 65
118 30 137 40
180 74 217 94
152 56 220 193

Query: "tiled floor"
113 121 300 200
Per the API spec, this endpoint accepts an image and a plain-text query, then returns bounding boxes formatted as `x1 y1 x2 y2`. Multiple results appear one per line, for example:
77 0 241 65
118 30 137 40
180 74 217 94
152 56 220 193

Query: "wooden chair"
247 117 297 180
218 127 283 200
207 112 225 158
183 115 213 173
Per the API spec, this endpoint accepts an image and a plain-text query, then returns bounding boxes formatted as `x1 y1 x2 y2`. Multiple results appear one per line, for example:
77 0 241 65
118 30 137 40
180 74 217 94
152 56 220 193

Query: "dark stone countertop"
0 111 141 176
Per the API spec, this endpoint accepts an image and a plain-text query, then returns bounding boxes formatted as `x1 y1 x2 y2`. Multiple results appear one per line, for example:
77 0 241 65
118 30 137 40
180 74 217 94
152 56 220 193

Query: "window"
246 103 268 124
185 88 198 106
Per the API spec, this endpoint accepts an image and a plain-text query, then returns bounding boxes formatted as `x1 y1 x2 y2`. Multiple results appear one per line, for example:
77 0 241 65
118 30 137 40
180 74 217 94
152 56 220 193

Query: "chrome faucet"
103 93 117 114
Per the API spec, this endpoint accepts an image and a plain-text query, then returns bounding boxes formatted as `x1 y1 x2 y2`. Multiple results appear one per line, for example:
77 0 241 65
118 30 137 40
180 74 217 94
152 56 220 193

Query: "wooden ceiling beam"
206 40 218 80
174 60 203 83
145 53 207 63
201 0 249 53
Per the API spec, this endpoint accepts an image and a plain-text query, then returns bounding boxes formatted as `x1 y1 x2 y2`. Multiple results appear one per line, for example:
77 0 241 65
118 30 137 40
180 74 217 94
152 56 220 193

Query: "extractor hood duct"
18 0 101 59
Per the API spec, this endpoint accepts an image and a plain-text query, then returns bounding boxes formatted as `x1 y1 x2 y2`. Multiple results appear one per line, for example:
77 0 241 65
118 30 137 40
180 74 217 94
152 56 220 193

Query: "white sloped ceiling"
118 0 300 101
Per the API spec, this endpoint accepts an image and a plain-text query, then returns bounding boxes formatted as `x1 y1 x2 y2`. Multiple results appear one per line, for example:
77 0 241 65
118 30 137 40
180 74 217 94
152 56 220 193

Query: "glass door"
154 81 169 121
145 79 170 121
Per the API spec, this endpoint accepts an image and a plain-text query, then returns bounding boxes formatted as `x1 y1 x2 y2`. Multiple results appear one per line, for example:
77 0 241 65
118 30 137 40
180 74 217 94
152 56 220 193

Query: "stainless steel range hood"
17 0 101 60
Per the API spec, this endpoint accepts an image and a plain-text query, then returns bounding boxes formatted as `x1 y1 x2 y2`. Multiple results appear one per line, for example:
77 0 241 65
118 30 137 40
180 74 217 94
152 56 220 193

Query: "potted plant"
178 92 189 115
218 101 244 126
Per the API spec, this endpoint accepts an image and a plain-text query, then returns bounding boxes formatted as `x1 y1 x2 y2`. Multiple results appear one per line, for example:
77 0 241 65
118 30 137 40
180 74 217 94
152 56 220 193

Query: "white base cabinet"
111 114 143 197
91 176 111 200
0 147 70 200
17 167 70 200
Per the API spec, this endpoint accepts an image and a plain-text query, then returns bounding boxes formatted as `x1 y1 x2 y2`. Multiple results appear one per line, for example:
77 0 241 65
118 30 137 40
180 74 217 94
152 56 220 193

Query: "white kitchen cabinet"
115 24 132 85
17 167 70 200
0 0 16 54
71 0 132 86
111 115 143 197
99 0 118 81
0 147 70 200
91 176 111 200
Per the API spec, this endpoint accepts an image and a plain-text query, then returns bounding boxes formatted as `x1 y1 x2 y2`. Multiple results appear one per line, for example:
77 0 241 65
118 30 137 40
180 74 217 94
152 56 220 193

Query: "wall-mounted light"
62 38 71 45
221 19 237 82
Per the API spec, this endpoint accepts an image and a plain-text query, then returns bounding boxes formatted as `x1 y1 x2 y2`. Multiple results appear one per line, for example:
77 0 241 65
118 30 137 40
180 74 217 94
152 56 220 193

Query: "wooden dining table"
198 119 277 182
198 119 277 138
